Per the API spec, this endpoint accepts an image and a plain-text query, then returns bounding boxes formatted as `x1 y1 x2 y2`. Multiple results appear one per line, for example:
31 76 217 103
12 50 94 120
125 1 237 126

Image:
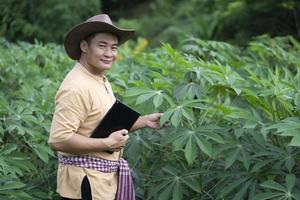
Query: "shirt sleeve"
48 88 90 143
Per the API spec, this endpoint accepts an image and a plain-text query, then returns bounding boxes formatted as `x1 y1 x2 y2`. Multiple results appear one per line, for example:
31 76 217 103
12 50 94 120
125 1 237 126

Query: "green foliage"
112 35 300 199
0 0 101 43
117 0 300 46
1 35 300 199
2 0 299 47
1 0 299 47
0 38 72 199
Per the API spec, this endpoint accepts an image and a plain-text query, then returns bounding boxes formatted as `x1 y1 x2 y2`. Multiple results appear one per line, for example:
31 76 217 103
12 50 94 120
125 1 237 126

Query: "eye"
112 46 118 51
97 44 106 49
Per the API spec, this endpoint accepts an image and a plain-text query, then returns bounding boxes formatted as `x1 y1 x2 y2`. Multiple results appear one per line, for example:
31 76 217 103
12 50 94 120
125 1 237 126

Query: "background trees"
1 0 299 46
0 0 101 43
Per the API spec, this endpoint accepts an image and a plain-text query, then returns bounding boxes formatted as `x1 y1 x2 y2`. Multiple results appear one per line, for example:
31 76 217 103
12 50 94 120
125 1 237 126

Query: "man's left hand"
142 113 163 129
131 113 163 131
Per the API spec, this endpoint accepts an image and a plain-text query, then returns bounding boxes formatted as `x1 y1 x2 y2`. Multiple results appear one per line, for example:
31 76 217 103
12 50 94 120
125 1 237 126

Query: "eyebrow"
97 41 118 46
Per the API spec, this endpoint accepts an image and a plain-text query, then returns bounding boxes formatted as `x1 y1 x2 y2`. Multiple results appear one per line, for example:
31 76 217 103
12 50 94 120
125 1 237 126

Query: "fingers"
111 129 129 141
116 129 129 144
145 113 164 129
148 113 163 121
115 129 128 136
148 121 162 129
107 129 129 150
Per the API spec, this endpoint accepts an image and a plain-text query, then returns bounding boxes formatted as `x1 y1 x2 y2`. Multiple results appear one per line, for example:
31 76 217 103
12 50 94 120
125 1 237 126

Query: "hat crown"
86 14 113 25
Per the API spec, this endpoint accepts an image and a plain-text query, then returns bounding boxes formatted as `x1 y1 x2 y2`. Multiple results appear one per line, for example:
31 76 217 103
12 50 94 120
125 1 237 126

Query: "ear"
80 40 88 53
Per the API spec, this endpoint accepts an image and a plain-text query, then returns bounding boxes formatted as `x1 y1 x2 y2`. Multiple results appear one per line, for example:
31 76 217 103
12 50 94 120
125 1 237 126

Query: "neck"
78 57 105 77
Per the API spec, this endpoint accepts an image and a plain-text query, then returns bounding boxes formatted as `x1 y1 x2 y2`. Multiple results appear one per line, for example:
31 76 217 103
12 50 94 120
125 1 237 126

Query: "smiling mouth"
101 60 112 64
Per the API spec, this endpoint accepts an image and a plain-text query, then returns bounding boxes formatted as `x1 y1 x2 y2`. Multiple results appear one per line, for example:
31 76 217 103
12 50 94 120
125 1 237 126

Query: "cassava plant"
0 35 299 199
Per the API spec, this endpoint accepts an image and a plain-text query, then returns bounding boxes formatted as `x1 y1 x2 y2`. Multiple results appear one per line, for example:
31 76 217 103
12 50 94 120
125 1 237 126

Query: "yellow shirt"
49 62 120 199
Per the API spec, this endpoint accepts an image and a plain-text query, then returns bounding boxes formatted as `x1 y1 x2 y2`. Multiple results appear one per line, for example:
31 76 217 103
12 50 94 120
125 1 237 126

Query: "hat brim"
64 21 135 60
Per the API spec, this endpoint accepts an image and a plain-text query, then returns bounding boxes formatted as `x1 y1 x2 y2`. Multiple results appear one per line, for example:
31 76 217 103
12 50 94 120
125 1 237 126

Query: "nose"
103 47 113 57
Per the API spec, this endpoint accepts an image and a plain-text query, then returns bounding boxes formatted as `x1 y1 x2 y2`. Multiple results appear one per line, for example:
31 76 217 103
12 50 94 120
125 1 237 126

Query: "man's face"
82 33 118 73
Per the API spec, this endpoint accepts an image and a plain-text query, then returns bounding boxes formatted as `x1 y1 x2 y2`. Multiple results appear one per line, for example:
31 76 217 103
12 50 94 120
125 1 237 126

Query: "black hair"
83 32 119 45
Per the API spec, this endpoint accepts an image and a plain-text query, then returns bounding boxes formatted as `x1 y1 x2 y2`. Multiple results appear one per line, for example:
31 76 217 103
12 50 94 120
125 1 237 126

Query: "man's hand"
142 113 163 129
105 129 129 151
130 113 163 131
49 129 129 154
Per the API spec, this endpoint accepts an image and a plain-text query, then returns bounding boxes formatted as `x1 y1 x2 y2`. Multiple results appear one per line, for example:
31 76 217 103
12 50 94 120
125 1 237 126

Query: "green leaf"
171 108 182 127
199 132 225 144
172 134 188 151
232 180 251 200
160 108 175 125
234 128 244 138
136 92 156 104
0 181 26 191
285 156 295 173
250 159 274 173
241 148 250 171
266 118 300 133
172 182 183 200
252 131 266 146
219 178 246 197
194 136 212 157
252 192 283 200
153 92 163 108
184 136 197 164
0 143 18 155
147 179 172 199
32 144 52 163
292 192 300 200
181 107 194 121
289 136 300 147
260 180 286 192
181 178 201 193
286 174 295 192
187 102 207 110
124 87 149 97
295 93 300 106
174 84 189 99
158 182 173 200
225 148 240 169
187 83 201 99
163 94 176 106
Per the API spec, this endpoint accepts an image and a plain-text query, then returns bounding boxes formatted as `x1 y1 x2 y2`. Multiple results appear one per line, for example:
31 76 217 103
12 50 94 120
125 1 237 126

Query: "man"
48 14 162 200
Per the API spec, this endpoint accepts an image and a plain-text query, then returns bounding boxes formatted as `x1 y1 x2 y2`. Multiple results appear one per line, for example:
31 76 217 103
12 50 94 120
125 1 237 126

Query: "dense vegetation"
0 35 299 199
0 39 71 199
1 0 300 199
0 0 101 43
1 0 300 46
122 0 300 45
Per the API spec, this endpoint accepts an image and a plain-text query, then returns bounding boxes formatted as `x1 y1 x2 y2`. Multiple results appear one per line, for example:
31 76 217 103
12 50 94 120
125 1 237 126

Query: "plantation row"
0 36 299 199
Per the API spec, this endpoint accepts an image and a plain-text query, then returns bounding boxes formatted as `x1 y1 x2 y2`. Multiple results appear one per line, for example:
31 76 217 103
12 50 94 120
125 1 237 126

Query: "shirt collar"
75 62 107 83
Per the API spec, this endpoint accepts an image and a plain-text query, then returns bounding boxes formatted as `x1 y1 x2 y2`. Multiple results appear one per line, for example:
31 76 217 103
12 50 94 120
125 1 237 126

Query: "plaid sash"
58 155 135 200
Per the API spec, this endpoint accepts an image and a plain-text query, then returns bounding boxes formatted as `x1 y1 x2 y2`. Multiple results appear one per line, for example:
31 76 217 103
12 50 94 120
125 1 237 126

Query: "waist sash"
58 155 135 200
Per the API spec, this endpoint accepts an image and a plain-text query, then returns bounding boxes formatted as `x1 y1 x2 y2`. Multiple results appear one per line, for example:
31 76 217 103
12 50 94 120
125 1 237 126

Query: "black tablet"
90 100 140 138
